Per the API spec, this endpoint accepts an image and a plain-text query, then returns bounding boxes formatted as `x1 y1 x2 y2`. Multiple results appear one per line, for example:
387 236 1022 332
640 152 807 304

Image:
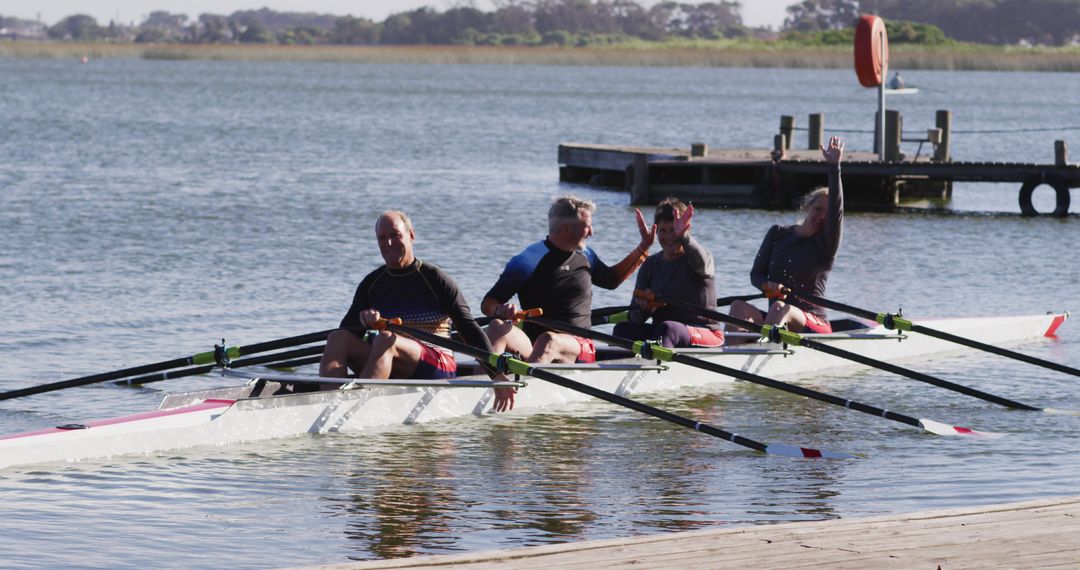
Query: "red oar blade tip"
918 418 1007 439
764 443 857 459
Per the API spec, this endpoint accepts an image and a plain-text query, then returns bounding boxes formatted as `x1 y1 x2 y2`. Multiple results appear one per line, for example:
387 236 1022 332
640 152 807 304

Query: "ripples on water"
1 59 1078 568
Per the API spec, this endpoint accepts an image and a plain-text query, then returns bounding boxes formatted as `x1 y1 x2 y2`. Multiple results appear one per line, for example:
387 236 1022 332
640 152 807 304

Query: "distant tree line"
4 0 1078 47
23 2 747 47
783 0 1080 46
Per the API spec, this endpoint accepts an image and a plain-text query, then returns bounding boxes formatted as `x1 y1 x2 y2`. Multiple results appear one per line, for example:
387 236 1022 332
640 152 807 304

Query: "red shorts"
411 344 457 379
573 336 596 363
802 312 833 334
687 326 725 347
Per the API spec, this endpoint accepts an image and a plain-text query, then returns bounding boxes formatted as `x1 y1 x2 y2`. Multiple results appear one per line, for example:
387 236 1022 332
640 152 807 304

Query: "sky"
3 0 796 29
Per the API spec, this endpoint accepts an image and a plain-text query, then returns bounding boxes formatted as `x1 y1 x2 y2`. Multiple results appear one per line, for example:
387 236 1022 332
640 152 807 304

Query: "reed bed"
2 41 1079 71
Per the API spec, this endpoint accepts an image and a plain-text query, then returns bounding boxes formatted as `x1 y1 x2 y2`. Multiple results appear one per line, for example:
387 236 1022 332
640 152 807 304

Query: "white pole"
878 27 887 162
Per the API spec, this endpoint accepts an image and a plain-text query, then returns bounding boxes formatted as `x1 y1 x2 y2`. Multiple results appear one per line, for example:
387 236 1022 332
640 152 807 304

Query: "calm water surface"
1 59 1079 568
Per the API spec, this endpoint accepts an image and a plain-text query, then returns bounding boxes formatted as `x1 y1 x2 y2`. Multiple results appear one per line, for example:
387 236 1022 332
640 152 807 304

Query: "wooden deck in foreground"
304 495 1080 569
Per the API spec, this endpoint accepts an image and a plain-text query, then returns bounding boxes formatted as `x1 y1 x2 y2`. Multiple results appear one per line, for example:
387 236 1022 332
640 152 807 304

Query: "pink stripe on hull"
0 399 235 441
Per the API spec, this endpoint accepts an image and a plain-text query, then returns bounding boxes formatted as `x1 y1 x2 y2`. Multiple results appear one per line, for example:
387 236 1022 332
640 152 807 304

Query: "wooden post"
884 109 902 162
1056 140 1069 166
934 110 952 162
691 142 708 158
773 134 787 159
874 111 880 155
808 113 823 150
779 115 795 150
630 154 650 205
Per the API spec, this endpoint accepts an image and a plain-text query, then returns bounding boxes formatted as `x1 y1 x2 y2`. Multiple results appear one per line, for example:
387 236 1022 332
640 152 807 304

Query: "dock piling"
779 115 795 150
773 134 787 159
629 154 650 206
808 113 824 150
885 110 902 161
1056 140 1069 166
934 110 952 162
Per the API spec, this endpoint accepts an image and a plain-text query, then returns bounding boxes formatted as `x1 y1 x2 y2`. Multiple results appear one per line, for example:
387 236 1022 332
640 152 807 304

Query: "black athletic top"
750 163 844 319
340 259 492 352
484 238 622 340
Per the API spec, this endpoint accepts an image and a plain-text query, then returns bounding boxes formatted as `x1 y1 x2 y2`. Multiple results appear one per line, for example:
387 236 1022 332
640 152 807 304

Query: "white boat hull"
0 313 1067 469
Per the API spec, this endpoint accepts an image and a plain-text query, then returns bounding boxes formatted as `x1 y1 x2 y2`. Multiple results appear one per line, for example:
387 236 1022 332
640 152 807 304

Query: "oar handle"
513 308 543 321
370 317 403 331
634 290 763 309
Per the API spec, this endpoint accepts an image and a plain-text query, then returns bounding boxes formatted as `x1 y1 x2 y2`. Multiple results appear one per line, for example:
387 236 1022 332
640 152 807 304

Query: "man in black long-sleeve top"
320 211 508 408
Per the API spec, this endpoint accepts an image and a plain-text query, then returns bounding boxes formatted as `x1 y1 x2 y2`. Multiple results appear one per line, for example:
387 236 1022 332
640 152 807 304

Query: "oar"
475 306 630 328
785 291 1080 379
527 317 1001 438
0 330 334 402
636 291 1049 412
386 322 854 459
115 345 327 386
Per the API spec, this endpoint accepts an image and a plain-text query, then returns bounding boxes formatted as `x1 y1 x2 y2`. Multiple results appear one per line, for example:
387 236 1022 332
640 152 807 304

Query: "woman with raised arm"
728 136 844 340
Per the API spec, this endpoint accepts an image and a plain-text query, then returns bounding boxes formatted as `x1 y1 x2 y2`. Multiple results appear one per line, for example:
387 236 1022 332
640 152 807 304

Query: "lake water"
1 58 1079 568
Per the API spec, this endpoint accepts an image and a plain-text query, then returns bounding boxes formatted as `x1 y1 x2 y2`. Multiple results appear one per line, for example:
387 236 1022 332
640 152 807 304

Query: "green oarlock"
760 325 803 346
191 346 241 365
631 341 674 362
504 356 532 376
875 313 914 331
486 353 532 376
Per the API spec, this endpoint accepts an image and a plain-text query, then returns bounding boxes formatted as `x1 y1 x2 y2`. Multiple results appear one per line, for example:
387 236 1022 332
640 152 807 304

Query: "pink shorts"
573 336 597 363
687 327 725 347
411 344 457 379
802 312 833 334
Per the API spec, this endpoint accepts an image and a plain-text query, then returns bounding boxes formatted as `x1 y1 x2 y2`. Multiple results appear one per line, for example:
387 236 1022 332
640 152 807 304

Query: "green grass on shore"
2 40 1079 71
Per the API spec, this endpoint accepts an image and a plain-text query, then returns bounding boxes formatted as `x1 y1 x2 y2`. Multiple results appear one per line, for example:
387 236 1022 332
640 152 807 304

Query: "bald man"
320 211 506 407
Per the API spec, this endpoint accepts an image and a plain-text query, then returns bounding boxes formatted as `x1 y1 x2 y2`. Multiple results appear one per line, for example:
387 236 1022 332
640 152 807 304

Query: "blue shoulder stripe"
580 246 599 272
502 240 549 288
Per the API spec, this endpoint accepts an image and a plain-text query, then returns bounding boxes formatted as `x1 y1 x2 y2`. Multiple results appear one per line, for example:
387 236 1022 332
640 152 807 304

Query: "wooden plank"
316 496 1080 570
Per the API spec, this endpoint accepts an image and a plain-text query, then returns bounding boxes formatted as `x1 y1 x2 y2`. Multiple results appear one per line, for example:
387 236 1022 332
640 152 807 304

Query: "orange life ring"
854 15 888 87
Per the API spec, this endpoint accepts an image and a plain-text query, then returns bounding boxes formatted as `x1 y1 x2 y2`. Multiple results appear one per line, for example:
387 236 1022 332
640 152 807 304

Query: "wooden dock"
559 112 1079 216
305 495 1080 569
560 142 1080 216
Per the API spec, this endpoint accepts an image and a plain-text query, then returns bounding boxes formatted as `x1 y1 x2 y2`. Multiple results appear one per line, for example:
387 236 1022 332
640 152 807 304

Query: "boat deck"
304 495 1080 569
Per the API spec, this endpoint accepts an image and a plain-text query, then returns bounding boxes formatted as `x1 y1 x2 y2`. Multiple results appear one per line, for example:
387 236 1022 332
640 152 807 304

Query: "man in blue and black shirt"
481 194 655 365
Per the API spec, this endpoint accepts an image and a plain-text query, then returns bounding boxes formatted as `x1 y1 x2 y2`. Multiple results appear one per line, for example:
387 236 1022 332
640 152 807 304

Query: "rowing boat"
0 312 1067 470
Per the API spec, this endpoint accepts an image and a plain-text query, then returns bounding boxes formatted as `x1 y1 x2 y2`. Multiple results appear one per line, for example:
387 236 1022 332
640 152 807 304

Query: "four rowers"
321 137 846 410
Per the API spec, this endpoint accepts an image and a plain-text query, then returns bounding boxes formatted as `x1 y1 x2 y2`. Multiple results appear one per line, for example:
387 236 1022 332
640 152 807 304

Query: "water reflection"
331 429 463 558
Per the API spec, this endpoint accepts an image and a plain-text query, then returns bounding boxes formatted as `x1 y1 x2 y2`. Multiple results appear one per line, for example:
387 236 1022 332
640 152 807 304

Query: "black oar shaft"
799 338 1039 410
0 329 335 401
789 291 1080 379
912 324 1080 377
120 345 327 386
529 317 923 429
642 294 1043 411
527 360 768 453
386 323 772 454
0 356 197 401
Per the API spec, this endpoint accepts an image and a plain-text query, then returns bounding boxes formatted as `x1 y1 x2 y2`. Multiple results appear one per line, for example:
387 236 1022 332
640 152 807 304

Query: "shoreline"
3 42 1080 71
296 495 1080 569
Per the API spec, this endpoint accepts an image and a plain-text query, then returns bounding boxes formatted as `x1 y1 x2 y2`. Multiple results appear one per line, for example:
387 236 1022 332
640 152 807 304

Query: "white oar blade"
918 418 1006 439
764 443 856 459
1043 407 1080 416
